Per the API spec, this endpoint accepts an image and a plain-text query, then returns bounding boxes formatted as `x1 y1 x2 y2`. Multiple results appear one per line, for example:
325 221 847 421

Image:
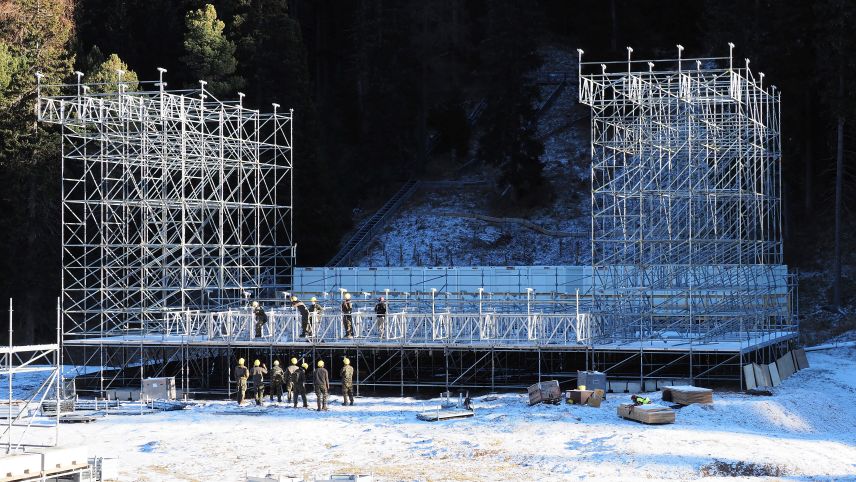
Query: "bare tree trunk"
833 77 844 308
610 0 618 52
804 92 812 213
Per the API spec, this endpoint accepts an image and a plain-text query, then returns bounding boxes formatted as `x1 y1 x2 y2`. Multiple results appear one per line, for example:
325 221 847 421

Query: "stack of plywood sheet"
528 380 561 405
742 348 811 390
617 403 675 424
662 385 713 405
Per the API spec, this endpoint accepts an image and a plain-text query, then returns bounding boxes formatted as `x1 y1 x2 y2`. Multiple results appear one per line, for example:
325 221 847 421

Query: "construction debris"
661 386 713 405
587 389 605 407
577 371 607 393
417 392 474 421
617 403 675 424
527 380 561 405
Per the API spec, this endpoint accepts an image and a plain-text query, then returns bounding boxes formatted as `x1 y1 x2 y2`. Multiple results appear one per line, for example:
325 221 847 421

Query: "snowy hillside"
11 348 856 480
356 45 592 268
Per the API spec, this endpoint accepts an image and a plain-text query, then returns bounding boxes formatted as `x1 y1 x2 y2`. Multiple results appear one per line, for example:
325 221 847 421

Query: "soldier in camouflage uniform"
292 362 309 408
251 359 268 406
340 357 356 406
286 357 299 403
234 357 249 405
269 360 285 402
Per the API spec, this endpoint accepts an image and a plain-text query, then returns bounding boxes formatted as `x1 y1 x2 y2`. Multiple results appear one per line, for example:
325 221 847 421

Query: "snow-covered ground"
10 348 856 481
357 44 592 268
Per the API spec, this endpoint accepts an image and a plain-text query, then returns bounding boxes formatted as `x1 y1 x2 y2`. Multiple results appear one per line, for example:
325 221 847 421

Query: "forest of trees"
1 0 854 343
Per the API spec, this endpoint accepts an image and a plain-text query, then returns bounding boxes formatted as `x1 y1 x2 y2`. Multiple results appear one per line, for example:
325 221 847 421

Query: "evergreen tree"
87 53 140 93
231 0 346 265
476 1 549 208
0 0 75 343
181 4 243 97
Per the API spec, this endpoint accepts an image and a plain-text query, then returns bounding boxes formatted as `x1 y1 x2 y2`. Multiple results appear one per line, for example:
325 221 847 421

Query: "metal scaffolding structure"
36 71 294 339
34 47 798 395
577 45 793 346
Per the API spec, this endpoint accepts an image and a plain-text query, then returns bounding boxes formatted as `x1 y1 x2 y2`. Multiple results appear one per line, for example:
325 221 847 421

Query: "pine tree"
87 53 140 93
181 4 243 98
0 0 75 343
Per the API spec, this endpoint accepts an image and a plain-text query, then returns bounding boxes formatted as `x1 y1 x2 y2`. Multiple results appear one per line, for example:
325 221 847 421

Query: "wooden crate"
528 380 561 405
617 403 675 424
662 386 713 405
587 389 604 407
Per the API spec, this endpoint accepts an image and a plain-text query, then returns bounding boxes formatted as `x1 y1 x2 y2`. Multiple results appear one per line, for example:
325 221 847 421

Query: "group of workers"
252 295 389 339
234 356 357 411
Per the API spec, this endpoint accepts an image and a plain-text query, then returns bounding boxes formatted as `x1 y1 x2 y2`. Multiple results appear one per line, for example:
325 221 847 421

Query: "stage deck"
64 331 797 354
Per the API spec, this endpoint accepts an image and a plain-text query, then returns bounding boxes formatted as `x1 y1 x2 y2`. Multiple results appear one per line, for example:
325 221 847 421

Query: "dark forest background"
1 0 854 343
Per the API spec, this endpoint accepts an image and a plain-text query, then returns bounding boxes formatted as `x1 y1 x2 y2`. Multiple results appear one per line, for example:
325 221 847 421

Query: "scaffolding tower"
36 71 294 339
578 45 792 345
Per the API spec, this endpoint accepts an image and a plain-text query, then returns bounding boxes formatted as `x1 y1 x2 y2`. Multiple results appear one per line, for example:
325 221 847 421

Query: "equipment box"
141 377 177 400
577 370 607 392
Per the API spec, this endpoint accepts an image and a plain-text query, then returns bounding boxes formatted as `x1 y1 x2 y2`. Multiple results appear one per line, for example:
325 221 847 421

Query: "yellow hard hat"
344 293 351 300
254 359 261 367
252 301 259 307
273 360 280 366
238 358 245 366
301 363 308 369
310 296 317 302
317 360 325 368
291 296 298 302
343 357 350 365
291 357 298 365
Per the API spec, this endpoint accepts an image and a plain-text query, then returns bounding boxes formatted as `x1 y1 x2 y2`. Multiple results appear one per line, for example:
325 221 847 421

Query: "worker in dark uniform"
374 296 388 339
252 301 268 338
286 357 299 403
269 360 284 402
341 293 353 338
234 357 249 405
340 357 356 406
314 360 330 411
292 296 310 337
292 362 309 408
250 359 268 406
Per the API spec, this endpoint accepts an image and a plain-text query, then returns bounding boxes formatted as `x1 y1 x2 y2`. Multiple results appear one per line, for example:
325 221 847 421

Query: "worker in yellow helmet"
286 357 299 403
234 357 249 405
269 360 284 402
314 360 330 411
309 297 323 332
340 357 356 406
291 362 308 408
251 359 268 406
341 292 354 338
292 296 310 337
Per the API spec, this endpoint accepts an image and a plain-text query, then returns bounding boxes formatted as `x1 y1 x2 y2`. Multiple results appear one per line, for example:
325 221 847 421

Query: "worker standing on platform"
286 357 299 403
292 362 309 408
341 293 354 338
251 359 268 406
292 297 311 337
234 357 249 405
314 360 330 411
340 357 356 406
309 297 323 335
374 296 388 339
252 301 268 338
269 360 285 402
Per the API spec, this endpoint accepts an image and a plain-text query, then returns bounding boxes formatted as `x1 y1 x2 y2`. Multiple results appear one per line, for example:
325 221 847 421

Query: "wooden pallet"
662 386 713 405
617 403 675 424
